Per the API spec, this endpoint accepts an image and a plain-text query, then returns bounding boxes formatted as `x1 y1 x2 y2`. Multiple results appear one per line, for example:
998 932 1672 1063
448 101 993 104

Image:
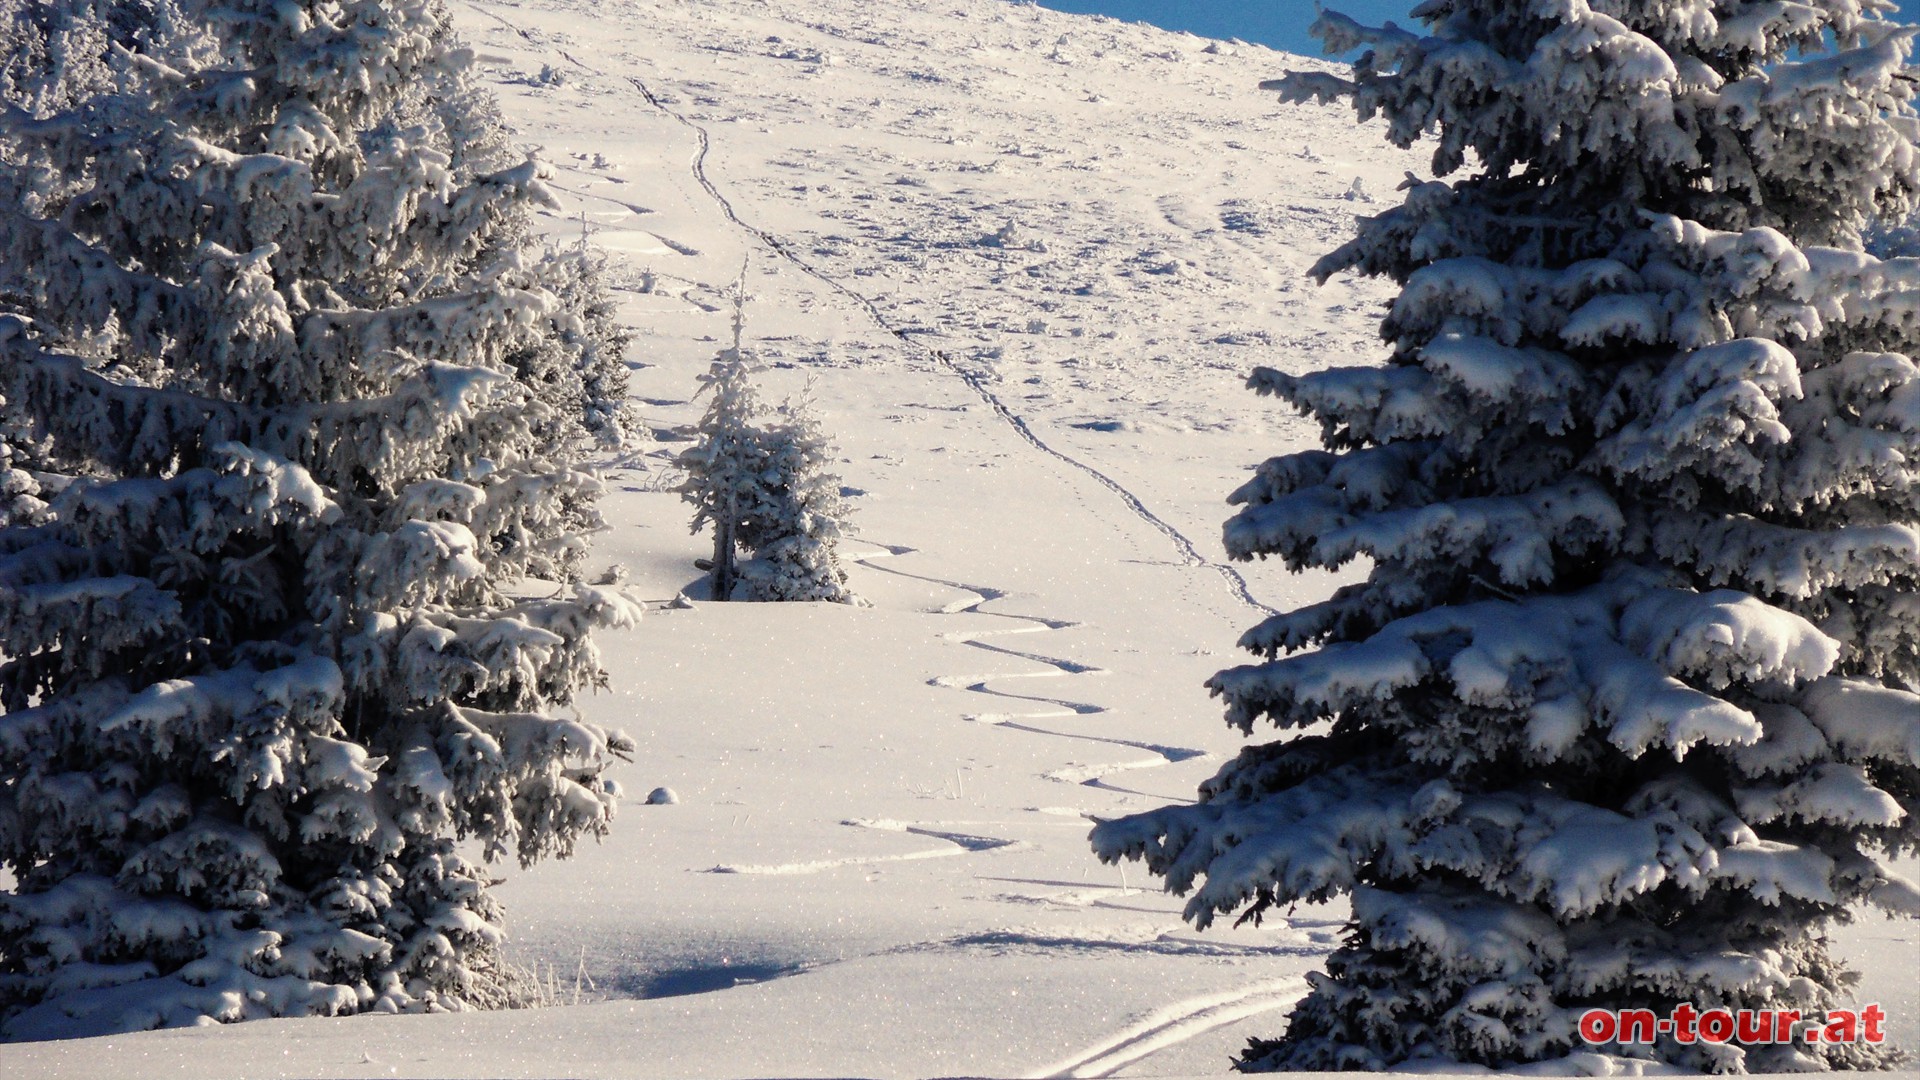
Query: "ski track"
855 543 1210 789
638 83 1279 619
465 0 1274 621
1026 975 1309 1079
706 819 1029 876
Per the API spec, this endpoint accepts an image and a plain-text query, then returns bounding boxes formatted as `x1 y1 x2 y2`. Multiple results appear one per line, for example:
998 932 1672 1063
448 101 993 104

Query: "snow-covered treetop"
1276 0 1920 262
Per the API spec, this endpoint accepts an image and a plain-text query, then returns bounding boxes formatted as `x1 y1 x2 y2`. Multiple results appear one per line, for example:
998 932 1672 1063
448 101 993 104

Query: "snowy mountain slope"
458 0 1419 606
12 0 1917 1075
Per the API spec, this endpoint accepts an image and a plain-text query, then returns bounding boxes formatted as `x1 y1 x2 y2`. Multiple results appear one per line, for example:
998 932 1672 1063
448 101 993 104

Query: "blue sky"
1038 1 1919 57
1035 1 1415 56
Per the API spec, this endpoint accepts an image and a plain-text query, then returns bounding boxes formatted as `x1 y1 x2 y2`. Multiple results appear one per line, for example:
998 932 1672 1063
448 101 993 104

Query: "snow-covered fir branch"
0 0 640 1039
1096 1 1920 1072
678 305 855 604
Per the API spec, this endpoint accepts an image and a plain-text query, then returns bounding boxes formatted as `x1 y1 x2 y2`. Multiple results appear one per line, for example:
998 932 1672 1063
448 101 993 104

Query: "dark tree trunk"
711 501 737 600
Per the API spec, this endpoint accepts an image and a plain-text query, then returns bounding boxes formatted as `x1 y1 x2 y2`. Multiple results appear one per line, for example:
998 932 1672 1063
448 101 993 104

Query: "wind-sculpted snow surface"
620 63 1279 619
1095 1 1920 1073
459 0 1429 589
477 0 1274 615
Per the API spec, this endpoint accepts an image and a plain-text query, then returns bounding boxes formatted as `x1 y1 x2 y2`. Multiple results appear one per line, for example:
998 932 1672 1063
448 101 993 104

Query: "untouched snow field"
14 0 1919 1075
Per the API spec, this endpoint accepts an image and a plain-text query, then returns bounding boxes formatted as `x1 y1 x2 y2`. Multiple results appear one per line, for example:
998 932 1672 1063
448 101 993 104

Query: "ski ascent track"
466 1 1275 619
457 7 1318 1072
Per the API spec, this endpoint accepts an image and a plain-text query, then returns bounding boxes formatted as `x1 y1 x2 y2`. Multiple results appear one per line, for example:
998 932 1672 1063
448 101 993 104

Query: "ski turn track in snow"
466 2 1261 793
459 12 1299 1068
695 540 1204 875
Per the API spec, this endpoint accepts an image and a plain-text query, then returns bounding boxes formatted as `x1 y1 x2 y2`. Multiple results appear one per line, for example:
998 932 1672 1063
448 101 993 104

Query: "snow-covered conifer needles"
678 305 854 604
736 387 857 604
0 0 639 1039
1096 1 1920 1072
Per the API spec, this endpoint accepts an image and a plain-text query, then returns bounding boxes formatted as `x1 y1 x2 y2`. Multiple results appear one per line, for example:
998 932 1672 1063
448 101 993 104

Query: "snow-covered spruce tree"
379 6 636 452
513 246 637 450
677 306 855 604
0 0 148 530
678 307 776 601
0 422 46 530
0 0 115 114
1093 2 1920 1072
737 386 857 604
0 0 639 1040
